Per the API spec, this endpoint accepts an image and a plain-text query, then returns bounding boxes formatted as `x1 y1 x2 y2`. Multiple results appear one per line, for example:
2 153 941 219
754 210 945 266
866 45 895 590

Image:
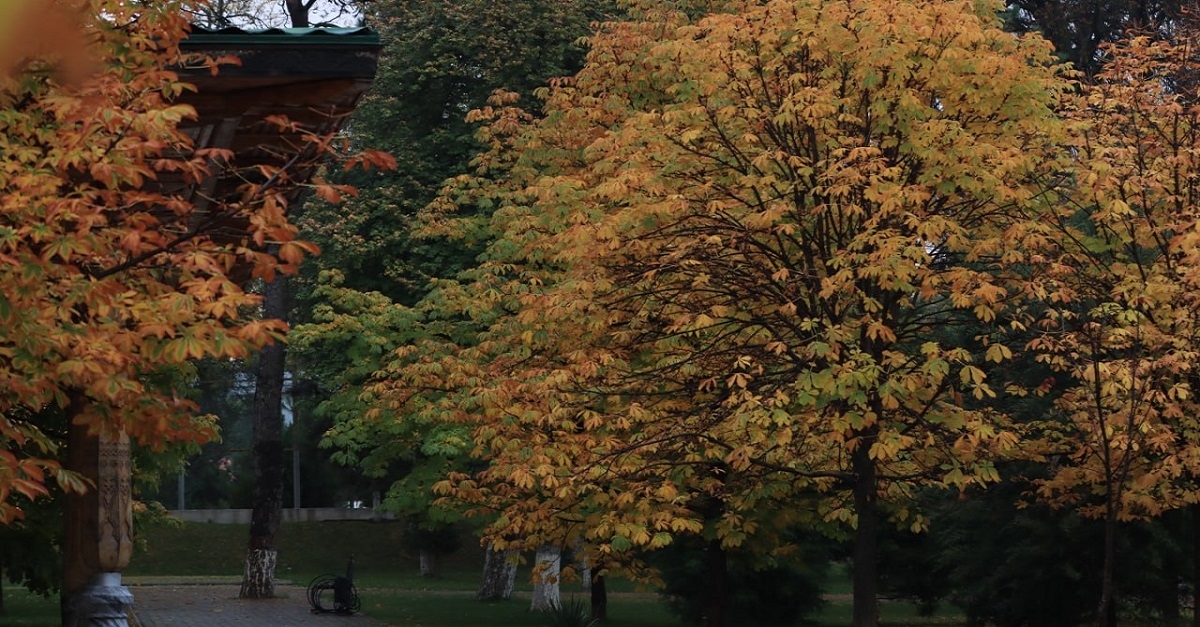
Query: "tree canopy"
291 0 614 543
0 0 363 524
360 0 1074 624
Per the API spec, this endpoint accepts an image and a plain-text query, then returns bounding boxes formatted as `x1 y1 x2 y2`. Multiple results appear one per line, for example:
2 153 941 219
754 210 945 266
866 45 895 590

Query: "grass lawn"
0 587 59 626
3 520 968 626
127 518 439 587
351 590 968 627
359 591 685 627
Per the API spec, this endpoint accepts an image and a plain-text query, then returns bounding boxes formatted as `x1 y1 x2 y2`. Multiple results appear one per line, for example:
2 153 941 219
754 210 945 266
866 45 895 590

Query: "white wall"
168 508 394 524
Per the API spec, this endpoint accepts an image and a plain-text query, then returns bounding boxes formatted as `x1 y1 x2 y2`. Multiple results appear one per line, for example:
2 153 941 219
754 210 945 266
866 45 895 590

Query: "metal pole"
292 413 301 509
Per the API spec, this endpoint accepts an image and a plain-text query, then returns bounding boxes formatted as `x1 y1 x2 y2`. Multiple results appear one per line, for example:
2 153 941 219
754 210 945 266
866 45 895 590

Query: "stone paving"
130 582 384 627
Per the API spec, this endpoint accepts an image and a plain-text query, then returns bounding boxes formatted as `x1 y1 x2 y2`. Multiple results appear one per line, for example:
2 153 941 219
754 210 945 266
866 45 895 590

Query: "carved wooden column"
63 420 134 627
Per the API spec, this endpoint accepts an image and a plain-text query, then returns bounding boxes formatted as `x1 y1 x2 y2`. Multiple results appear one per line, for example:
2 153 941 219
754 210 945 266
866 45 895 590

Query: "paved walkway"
130 580 385 627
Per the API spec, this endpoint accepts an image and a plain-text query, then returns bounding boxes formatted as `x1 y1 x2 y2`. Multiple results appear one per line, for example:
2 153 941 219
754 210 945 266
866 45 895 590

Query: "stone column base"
65 572 134 627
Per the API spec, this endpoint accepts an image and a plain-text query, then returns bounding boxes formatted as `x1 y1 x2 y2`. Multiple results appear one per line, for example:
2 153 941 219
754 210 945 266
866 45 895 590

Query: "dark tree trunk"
851 426 880 627
703 538 729 627
477 543 516 600
240 275 287 599
590 572 607 621
1098 496 1118 627
285 0 312 27
1193 505 1200 627
1158 516 1181 624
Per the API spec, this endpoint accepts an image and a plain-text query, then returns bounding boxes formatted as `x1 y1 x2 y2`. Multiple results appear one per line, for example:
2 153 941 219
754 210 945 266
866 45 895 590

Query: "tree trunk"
419 547 437 578
703 538 729 627
1194 505 1200 627
240 275 287 599
477 543 516 600
530 544 562 612
1159 514 1181 624
590 571 607 622
851 427 880 627
241 548 277 599
284 0 311 27
1098 500 1118 627
579 553 591 590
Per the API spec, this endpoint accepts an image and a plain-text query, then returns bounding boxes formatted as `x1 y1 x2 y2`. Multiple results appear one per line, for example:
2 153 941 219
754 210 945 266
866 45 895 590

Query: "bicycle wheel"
306 574 338 612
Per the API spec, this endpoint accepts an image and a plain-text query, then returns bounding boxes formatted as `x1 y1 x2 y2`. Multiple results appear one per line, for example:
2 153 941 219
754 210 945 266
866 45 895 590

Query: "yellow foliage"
381 0 1075 582
1025 28 1200 530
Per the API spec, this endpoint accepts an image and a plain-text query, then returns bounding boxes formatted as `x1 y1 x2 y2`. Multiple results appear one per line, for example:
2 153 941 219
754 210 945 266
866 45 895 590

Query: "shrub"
545 597 598 627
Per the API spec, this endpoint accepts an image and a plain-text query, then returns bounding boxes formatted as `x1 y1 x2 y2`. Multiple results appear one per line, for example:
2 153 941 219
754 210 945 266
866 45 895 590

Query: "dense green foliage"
653 535 830 626
1003 0 1183 77
296 0 617 303
290 0 620 567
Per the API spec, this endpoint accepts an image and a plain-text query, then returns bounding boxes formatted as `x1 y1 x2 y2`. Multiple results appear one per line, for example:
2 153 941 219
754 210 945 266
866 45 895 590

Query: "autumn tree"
291 0 613 591
0 8 337 618
0 3 386 619
0 0 324 523
192 0 385 600
1023 30 1200 626
370 1 1070 625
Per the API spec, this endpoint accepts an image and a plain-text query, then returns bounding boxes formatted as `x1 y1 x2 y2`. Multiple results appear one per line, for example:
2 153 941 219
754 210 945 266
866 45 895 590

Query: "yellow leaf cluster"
372 0 1072 574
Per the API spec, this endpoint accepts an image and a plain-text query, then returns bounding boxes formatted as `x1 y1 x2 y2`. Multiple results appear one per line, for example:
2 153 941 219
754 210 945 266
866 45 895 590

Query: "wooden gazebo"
62 26 381 627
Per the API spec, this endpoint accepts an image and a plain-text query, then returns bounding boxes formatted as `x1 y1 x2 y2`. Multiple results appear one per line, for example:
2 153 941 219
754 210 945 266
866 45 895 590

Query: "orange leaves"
161 332 211 363
199 54 242 77
0 423 77 523
342 149 397 173
1021 26 1200 527
313 183 348 205
234 318 289 345
0 0 379 517
278 240 319 265
263 114 302 133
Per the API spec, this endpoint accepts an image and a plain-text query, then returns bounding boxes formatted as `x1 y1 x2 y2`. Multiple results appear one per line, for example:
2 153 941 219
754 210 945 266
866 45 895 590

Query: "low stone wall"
168 508 393 524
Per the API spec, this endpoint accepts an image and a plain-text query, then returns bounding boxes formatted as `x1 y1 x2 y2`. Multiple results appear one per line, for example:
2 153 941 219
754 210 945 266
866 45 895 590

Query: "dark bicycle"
307 556 360 615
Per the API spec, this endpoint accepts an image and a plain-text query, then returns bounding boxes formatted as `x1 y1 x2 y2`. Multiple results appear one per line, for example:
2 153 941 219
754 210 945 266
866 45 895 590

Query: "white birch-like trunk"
419 547 437 578
529 544 561 612
240 548 276 599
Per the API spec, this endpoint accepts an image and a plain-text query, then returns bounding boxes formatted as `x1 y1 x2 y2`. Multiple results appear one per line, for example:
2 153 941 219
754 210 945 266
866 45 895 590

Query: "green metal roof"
182 26 381 49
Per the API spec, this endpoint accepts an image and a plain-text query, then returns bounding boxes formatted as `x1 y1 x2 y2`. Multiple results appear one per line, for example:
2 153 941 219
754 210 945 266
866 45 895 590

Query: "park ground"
2 520 972 626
